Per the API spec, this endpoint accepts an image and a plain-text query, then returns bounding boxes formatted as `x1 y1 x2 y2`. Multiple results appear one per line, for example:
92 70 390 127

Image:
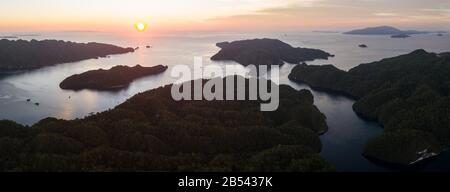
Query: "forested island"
59 65 168 91
0 36 18 39
440 52 450 58
288 50 450 166
0 39 135 71
0 77 333 171
344 26 428 35
211 38 333 66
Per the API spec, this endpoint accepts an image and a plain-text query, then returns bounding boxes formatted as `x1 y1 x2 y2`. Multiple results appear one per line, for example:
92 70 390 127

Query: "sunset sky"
1 0 450 33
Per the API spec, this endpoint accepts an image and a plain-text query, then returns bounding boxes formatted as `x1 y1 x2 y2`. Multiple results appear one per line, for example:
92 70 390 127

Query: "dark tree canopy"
211 38 333 66
0 39 134 71
289 50 450 165
0 77 333 172
60 65 168 91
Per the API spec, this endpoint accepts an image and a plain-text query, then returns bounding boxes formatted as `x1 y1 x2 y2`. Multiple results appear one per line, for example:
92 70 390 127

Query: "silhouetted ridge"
344 26 428 35
289 49 450 165
0 77 333 171
0 39 134 71
59 65 168 91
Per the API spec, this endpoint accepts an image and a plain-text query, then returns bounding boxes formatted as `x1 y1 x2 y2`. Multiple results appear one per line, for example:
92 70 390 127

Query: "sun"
134 22 148 32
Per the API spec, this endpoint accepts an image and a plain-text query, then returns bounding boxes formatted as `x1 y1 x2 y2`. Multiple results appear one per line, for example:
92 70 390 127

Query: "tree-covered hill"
0 39 134 71
0 77 333 171
289 50 450 165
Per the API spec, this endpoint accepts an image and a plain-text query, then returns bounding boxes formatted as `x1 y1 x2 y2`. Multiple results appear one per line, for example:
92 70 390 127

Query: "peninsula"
211 38 333 66
0 77 333 171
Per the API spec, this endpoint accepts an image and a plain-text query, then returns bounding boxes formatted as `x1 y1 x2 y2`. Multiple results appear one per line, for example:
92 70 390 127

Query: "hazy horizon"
1 0 450 34
1 0 450 174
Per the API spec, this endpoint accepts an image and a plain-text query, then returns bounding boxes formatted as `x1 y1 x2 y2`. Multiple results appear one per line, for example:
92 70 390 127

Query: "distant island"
289 50 450 166
60 65 168 91
211 38 333 66
391 34 411 38
0 36 18 39
0 77 333 171
0 39 135 71
344 26 428 35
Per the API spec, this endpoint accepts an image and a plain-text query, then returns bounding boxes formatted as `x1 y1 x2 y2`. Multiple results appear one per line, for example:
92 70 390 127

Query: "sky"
1 0 450 33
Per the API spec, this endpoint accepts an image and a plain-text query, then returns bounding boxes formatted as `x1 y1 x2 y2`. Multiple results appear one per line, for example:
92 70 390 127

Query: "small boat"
34 103 40 106
359 44 368 48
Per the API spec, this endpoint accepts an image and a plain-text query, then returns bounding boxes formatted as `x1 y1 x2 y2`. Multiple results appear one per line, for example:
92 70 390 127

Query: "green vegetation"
211 38 333 66
440 52 450 58
289 49 450 165
60 65 168 91
391 34 411 39
344 26 428 35
0 77 333 171
0 39 134 71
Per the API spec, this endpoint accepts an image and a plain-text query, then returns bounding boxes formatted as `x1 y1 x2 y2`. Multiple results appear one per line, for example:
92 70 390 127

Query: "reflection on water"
279 64 387 172
0 31 450 171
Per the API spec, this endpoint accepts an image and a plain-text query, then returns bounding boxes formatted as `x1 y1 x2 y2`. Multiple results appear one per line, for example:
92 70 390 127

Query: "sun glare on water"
134 22 148 32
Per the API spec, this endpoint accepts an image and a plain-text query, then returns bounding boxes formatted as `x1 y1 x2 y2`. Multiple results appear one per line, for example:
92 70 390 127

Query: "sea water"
1 31 449 171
